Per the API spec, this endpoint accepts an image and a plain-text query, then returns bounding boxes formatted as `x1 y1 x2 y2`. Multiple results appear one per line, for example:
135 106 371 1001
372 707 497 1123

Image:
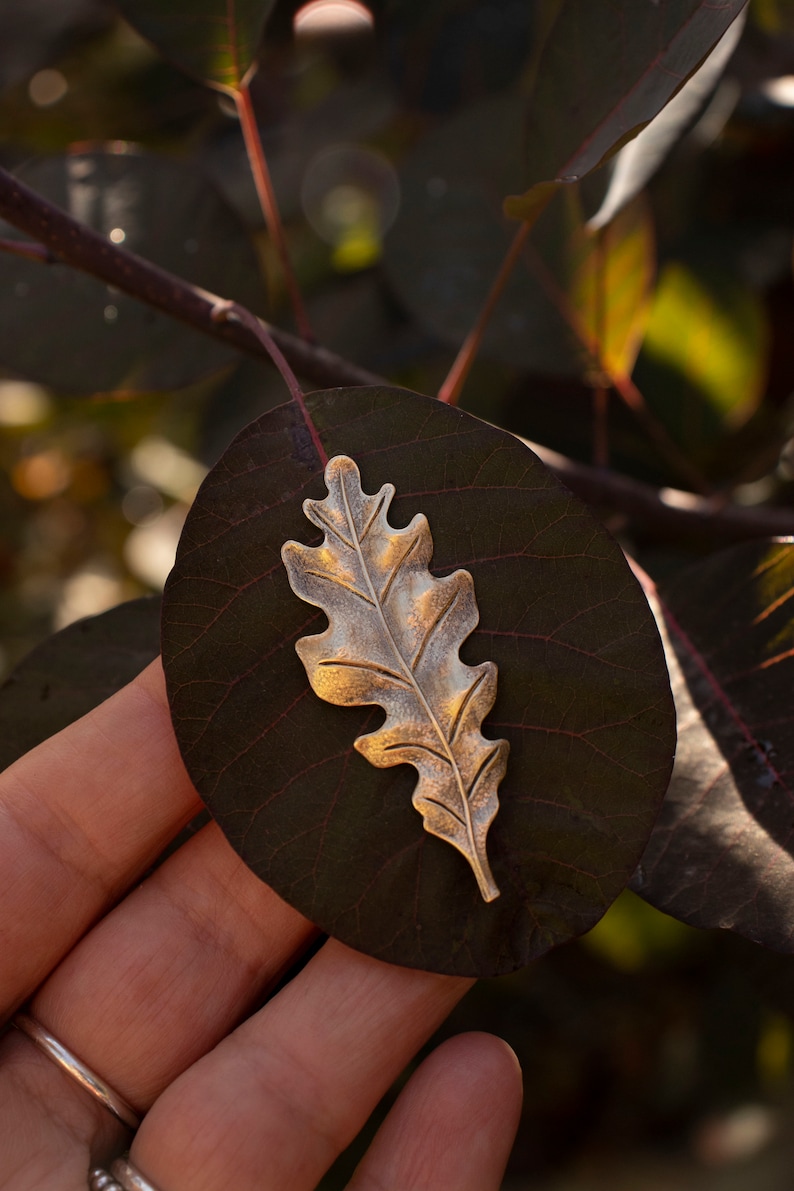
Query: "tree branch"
0 166 380 391
0 164 790 543
522 438 794 541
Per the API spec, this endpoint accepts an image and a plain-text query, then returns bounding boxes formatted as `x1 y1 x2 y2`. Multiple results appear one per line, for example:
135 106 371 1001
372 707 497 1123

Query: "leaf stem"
235 82 314 343
211 299 327 467
437 221 530 406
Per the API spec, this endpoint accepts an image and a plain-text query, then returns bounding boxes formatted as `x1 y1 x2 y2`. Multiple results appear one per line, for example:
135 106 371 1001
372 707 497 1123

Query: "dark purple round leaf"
0 597 160 772
633 540 794 951
114 0 275 93
382 96 653 377
161 386 675 976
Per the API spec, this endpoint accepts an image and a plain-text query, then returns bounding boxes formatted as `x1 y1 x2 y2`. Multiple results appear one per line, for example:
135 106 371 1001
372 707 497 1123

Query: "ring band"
110 1158 163 1191
11 1012 141 1131
89 1170 123 1191
89 1161 163 1191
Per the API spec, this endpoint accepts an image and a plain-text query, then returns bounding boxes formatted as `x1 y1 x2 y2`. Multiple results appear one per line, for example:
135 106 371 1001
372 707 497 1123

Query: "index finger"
0 659 202 1016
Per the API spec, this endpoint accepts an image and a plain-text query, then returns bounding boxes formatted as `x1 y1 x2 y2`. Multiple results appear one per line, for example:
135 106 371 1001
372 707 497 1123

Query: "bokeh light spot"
28 70 68 108
294 0 373 38
12 450 71 501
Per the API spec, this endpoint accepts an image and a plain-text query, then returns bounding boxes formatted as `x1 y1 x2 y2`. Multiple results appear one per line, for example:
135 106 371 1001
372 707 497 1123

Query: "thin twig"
437 222 529 406
0 164 789 542
210 299 328 466
235 83 314 342
0 165 378 391
210 299 303 402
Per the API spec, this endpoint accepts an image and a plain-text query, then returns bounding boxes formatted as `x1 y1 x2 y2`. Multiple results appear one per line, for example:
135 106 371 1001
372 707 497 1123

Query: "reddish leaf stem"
437 221 530 406
210 299 327 466
235 83 314 343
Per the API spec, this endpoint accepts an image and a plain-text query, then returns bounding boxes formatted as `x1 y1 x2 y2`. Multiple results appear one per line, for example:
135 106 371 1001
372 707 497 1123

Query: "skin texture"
0 660 522 1190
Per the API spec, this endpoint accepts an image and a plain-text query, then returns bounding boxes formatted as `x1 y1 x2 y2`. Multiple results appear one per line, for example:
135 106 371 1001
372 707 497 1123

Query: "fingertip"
418 1031 523 1137
349 1030 523 1191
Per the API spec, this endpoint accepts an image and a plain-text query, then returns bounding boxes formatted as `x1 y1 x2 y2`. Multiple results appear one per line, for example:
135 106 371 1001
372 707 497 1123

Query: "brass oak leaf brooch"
282 455 508 902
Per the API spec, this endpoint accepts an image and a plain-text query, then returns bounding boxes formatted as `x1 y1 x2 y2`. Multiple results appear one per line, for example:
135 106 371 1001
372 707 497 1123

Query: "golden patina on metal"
282 454 508 902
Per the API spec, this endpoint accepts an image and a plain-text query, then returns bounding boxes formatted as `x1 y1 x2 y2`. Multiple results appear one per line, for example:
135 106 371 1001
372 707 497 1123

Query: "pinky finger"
347 1032 523 1191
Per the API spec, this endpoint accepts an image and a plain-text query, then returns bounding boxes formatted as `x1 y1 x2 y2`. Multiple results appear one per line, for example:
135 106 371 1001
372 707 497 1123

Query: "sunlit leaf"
114 0 275 92
0 148 267 393
565 193 655 378
161 385 675 976
588 11 746 231
0 597 160 772
633 541 794 951
633 261 768 456
506 0 749 220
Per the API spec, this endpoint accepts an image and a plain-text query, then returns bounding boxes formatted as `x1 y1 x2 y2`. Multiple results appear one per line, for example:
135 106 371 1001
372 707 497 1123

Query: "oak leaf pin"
281 455 508 902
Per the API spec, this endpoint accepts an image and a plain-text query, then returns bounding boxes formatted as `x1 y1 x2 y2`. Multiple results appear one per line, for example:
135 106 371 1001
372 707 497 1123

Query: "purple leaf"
162 386 675 976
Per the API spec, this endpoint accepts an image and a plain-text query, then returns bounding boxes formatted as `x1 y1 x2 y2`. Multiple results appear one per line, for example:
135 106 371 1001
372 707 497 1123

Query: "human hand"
0 661 522 1190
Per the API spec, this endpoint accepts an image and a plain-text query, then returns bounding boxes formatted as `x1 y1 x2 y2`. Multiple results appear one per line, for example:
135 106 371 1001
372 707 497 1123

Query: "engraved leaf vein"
282 456 506 901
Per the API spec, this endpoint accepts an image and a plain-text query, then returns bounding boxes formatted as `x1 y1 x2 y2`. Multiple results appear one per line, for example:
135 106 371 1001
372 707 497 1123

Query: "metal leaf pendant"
281 455 508 902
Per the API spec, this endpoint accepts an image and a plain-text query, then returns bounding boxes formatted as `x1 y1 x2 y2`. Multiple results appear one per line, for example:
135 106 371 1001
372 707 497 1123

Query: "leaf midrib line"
338 469 489 889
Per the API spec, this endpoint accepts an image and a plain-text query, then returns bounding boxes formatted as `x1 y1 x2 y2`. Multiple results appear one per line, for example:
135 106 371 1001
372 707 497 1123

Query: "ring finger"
1 818 316 1187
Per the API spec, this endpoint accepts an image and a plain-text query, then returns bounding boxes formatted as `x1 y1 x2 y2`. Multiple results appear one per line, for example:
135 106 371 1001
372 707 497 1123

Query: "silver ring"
11 1012 141 1131
89 1169 123 1191
110 1158 163 1191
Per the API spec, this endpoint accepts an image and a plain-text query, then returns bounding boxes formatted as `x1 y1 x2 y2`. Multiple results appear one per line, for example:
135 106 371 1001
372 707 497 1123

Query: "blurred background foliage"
1 0 794 1185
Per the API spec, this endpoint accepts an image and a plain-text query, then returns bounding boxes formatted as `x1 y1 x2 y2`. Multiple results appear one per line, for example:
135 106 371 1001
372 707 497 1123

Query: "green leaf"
161 386 675 976
633 541 794 952
505 0 748 220
0 597 160 772
114 0 274 92
632 261 768 457
384 96 654 378
0 148 267 394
